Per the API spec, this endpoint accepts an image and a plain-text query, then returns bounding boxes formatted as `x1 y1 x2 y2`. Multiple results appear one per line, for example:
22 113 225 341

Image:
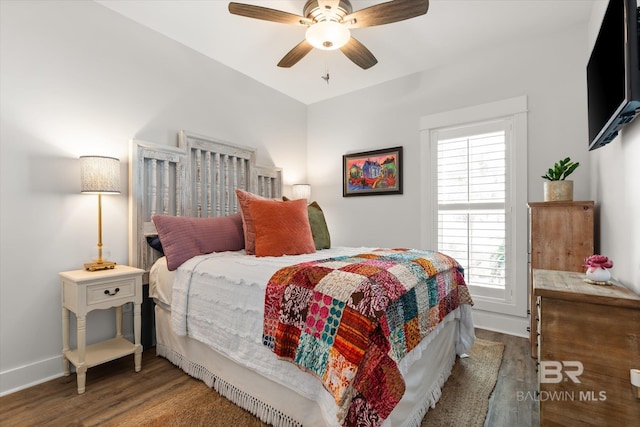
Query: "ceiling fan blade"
277 40 314 68
228 2 312 25
343 0 429 28
340 37 378 69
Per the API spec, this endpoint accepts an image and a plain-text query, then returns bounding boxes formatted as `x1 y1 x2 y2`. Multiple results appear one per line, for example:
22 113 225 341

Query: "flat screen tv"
587 0 640 150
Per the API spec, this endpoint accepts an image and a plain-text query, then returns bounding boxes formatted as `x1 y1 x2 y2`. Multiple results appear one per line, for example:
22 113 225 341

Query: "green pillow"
283 197 331 250
307 201 331 250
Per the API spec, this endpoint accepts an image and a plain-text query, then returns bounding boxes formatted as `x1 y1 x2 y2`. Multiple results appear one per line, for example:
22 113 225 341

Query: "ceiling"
96 0 599 105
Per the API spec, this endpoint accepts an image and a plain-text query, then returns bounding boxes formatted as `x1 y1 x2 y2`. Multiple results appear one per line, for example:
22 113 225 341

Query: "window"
420 97 528 317
435 121 508 301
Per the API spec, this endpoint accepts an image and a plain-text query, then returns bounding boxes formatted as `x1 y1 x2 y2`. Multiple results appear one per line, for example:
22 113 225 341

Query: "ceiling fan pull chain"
321 62 330 84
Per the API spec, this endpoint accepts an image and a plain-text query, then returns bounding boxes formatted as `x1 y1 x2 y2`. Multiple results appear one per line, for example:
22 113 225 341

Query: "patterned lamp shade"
292 184 311 202
80 156 120 194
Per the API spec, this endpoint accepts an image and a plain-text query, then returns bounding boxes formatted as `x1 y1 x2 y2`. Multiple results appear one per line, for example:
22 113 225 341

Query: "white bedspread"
153 247 475 426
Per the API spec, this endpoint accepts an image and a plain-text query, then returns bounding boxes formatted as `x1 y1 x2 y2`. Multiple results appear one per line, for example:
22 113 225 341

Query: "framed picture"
343 146 403 197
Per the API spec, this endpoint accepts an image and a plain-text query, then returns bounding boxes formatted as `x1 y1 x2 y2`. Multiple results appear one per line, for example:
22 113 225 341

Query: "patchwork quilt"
263 248 473 426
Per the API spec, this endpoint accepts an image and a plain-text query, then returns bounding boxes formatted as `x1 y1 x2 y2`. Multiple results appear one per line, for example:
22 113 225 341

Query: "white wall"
592 124 640 295
306 24 592 336
0 0 307 395
588 0 640 295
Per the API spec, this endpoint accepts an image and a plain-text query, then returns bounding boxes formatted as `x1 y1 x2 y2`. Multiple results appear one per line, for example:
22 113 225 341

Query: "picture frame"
343 146 403 197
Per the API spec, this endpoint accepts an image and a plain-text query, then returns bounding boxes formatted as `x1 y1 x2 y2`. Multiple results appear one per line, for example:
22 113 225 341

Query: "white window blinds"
435 121 509 299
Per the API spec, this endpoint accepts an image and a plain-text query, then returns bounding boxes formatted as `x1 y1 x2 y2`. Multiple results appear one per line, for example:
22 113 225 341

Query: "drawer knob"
104 287 120 296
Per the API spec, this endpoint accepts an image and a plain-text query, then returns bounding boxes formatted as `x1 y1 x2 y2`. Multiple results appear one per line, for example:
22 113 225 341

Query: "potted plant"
583 254 613 283
541 157 579 201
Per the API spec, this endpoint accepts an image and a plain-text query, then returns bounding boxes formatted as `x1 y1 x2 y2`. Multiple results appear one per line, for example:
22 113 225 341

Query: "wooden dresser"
528 201 594 356
533 269 640 426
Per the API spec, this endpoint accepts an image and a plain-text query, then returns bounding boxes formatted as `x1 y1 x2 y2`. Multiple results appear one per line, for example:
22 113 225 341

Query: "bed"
129 131 475 427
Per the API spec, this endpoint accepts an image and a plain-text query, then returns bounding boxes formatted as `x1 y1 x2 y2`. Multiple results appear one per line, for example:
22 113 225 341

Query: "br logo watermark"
540 361 583 383
517 360 607 402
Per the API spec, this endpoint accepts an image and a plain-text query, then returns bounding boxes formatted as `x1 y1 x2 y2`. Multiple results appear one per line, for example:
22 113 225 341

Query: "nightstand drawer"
86 279 135 306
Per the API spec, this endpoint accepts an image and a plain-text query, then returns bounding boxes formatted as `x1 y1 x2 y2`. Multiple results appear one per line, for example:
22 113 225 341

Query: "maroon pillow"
152 213 244 270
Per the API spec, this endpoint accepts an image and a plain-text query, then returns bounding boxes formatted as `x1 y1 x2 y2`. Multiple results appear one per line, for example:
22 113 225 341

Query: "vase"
585 267 611 283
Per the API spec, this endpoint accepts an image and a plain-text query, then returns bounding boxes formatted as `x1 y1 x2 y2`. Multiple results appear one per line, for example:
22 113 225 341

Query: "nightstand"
60 265 144 394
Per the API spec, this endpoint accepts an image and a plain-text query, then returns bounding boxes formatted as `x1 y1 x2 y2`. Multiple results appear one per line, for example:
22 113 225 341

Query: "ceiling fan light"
305 21 350 51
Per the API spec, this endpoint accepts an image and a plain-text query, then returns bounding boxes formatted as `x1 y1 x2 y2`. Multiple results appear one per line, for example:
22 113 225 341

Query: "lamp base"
84 260 117 271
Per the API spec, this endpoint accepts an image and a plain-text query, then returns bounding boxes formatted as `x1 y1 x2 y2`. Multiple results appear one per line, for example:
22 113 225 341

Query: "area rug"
420 338 505 426
117 338 503 427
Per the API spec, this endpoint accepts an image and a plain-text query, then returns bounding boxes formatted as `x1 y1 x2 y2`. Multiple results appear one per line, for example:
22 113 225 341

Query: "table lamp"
292 184 311 202
80 155 120 271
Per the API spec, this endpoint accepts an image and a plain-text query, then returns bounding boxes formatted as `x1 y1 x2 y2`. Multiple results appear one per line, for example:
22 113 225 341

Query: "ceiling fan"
228 0 429 69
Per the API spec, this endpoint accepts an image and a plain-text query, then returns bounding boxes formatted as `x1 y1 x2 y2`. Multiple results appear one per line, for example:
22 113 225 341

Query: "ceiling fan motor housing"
303 0 353 23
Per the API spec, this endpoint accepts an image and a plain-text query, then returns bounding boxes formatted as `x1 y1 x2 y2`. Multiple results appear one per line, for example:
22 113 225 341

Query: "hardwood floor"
0 328 538 426
478 328 540 427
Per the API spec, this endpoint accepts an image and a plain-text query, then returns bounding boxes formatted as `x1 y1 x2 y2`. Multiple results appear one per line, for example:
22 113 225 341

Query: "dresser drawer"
86 279 136 306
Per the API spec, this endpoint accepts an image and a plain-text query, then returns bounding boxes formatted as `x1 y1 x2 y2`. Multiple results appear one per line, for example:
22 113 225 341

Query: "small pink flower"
582 254 613 270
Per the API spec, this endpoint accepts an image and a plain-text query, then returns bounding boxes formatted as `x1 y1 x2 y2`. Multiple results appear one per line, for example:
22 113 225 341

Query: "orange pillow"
247 198 316 257
235 189 268 255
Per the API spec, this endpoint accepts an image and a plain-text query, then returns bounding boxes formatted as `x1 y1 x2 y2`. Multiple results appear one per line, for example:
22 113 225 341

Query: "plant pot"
544 180 573 202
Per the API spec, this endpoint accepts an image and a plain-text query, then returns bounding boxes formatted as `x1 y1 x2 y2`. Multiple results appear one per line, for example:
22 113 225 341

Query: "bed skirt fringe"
156 343 303 427
156 324 460 427
396 349 456 427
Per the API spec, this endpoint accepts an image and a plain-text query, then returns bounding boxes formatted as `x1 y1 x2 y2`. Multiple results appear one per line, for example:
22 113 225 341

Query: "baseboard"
0 355 65 397
0 331 135 397
471 308 529 338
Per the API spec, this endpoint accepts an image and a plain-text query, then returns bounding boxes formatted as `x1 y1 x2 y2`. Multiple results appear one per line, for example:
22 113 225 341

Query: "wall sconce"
292 184 311 202
80 155 120 271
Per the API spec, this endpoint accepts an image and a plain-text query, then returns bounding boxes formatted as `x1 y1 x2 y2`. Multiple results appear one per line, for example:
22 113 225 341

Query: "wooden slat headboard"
128 130 283 273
